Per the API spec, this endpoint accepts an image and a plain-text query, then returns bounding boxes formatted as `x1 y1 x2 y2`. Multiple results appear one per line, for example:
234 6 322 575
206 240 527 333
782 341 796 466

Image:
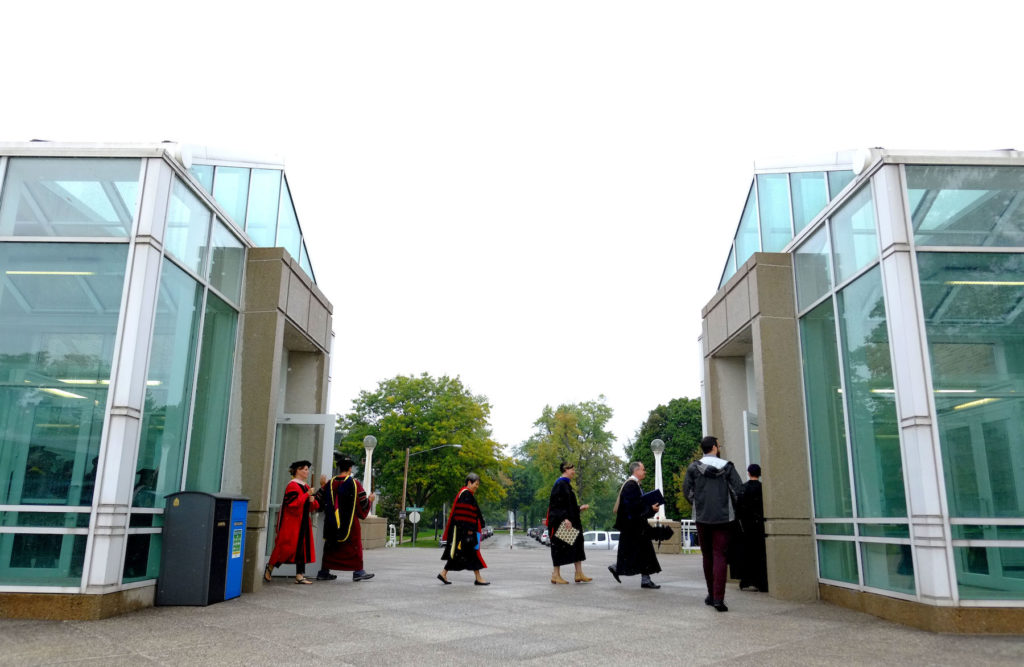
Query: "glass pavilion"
701 149 1024 631
0 142 334 618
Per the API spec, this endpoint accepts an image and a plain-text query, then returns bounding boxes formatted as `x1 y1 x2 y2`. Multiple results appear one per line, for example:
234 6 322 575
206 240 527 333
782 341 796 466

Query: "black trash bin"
156 492 249 606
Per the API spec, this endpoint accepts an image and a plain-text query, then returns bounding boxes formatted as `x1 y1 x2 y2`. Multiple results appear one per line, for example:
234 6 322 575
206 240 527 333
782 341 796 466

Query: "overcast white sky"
3 2 1023 453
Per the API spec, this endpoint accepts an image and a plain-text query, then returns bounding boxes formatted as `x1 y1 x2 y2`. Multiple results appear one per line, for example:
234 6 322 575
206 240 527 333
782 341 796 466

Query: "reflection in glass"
954 547 1024 599
828 170 855 199
794 226 833 312
836 267 905 518
0 243 128 509
907 166 1024 247
189 164 214 192
800 298 853 517
299 241 315 282
164 179 211 275
185 294 237 493
734 185 760 267
266 423 324 557
0 158 140 237
862 542 915 594
757 174 793 252
817 539 858 583
212 166 250 226
859 524 910 538
719 246 737 288
244 169 281 247
0 533 87 585
816 523 855 536
275 177 302 259
831 186 878 284
918 252 1024 520
208 220 244 304
791 171 828 233
122 533 162 583
134 260 202 508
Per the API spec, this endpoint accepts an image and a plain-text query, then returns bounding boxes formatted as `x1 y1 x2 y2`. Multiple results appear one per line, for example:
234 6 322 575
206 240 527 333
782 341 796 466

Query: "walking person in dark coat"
608 461 662 589
438 472 490 585
684 436 743 612
546 462 591 584
315 454 376 582
736 464 768 592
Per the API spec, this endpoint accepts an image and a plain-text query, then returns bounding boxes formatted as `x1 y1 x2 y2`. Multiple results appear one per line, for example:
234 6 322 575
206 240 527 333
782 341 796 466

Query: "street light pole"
399 443 462 546
363 435 377 515
651 438 666 520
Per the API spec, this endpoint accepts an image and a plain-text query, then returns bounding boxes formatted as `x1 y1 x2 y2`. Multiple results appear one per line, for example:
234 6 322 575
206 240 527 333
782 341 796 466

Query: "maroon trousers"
697 522 731 602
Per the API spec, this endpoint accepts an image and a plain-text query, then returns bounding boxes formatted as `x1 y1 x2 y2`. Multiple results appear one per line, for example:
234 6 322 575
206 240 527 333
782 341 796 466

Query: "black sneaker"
713 601 729 612
316 572 337 581
353 571 375 582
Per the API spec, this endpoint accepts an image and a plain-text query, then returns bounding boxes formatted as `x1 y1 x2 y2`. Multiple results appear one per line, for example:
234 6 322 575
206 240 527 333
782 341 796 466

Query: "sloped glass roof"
719 161 855 288
187 162 316 283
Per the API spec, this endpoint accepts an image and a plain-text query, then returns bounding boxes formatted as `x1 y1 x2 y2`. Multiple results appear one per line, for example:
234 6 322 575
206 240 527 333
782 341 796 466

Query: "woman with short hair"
438 473 489 585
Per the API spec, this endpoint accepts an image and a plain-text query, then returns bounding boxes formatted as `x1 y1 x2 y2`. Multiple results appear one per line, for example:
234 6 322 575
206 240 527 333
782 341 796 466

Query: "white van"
582 531 619 550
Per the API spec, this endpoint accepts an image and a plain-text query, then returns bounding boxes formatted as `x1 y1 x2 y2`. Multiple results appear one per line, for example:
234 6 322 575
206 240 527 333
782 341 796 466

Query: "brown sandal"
264 563 274 582
294 576 313 585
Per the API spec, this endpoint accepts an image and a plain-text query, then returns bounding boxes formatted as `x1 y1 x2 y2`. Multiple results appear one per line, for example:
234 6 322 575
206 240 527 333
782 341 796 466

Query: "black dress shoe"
316 572 337 581
704 595 713 606
437 573 451 585
474 580 490 586
607 565 621 584
641 581 661 589
713 601 729 612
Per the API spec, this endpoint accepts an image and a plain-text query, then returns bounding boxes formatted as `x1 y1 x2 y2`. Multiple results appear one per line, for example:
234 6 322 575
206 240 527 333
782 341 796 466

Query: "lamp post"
651 439 666 520
363 435 377 515
400 443 462 546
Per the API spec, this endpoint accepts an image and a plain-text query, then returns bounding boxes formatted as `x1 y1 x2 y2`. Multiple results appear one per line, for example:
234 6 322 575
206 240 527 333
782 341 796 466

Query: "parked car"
581 530 620 550
540 529 550 546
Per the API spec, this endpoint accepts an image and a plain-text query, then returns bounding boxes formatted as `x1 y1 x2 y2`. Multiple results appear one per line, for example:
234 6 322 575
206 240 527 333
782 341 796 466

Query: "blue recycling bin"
157 492 249 606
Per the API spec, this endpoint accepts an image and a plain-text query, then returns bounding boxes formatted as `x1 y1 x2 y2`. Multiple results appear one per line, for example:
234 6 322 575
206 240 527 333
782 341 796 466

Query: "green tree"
335 373 505 534
525 396 623 530
624 397 703 519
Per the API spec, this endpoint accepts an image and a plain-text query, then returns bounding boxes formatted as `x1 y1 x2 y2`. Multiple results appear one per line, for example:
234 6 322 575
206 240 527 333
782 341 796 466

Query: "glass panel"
907 166 1024 247
134 260 202 509
266 423 324 558
299 241 314 282
212 167 250 226
275 177 301 259
734 185 760 266
0 243 128 507
757 174 793 252
0 158 140 237
123 533 162 583
951 525 1024 540
859 524 910 538
208 220 244 304
791 171 829 232
164 179 211 275
185 294 237 493
719 246 737 288
817 539 858 583
831 186 878 284
243 169 281 247
0 511 90 528
836 267 905 517
955 547 1024 600
862 542 915 594
128 512 165 528
800 298 853 517
0 533 86 585
816 523 854 536
189 164 214 192
918 252 1024 519
828 170 855 199
794 226 832 312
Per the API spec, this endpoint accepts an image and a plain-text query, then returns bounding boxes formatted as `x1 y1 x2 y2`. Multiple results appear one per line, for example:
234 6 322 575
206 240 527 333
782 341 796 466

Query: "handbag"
554 520 580 545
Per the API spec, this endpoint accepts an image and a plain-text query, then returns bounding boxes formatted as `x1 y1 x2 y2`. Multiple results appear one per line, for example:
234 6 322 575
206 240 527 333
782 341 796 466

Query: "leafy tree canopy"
336 373 505 528
624 397 703 519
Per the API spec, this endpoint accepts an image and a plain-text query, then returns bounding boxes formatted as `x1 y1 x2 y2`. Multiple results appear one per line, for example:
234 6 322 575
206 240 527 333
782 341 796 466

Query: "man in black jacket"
683 436 743 612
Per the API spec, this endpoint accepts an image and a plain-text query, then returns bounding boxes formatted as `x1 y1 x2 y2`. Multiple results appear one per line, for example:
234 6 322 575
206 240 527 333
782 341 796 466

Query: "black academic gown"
736 479 768 591
547 477 585 567
613 478 661 577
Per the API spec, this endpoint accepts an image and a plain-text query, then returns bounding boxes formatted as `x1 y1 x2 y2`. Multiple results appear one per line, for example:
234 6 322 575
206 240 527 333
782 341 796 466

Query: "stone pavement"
2 536 1023 666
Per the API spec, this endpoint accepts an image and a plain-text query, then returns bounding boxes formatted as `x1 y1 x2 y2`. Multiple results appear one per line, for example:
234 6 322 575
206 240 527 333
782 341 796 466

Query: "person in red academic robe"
265 460 320 584
315 453 376 582
437 472 489 585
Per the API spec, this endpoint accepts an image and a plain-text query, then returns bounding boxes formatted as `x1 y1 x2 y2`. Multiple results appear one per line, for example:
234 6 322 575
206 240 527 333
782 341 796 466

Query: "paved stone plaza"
2 537 1023 665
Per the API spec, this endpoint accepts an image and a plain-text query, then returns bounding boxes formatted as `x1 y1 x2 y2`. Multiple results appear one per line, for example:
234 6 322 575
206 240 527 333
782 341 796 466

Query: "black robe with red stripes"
440 487 487 571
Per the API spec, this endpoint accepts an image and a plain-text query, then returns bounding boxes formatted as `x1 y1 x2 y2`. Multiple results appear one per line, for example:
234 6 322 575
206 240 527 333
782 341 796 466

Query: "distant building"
701 148 1024 632
0 142 335 618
